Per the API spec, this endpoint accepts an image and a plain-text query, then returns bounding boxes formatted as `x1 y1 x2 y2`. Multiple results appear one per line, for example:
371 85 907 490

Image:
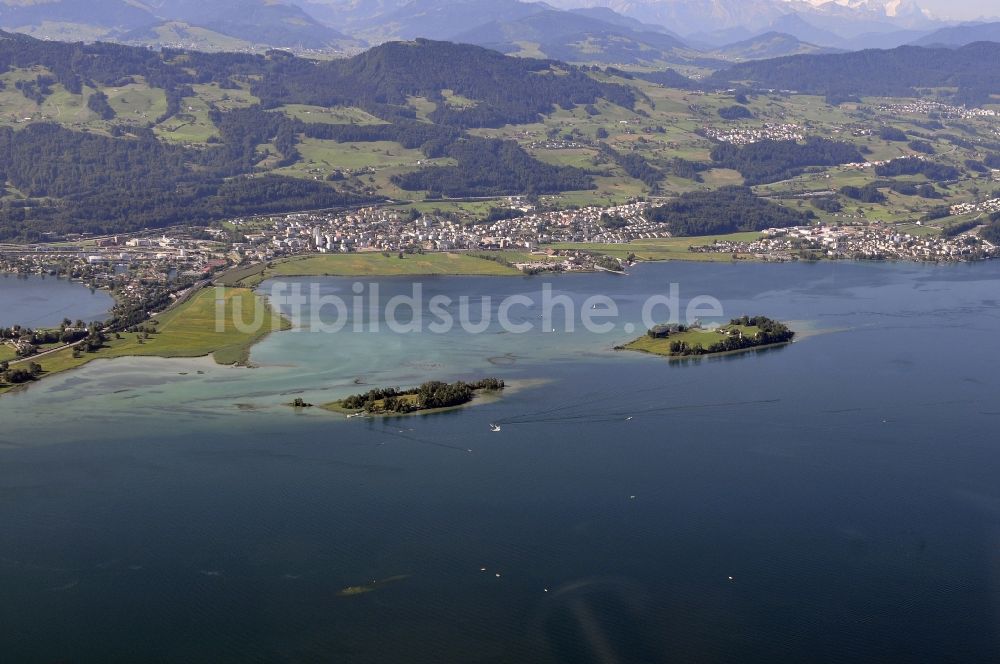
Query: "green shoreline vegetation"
324 378 506 416
623 316 795 358
0 287 289 395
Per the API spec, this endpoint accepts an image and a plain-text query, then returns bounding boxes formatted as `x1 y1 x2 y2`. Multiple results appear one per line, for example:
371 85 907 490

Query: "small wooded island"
325 378 505 416
622 316 795 358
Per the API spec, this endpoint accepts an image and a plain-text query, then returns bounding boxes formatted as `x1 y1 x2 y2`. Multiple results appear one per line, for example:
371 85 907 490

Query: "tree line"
649 186 813 236
668 317 794 357
393 138 593 198
709 137 863 185
874 158 961 182
340 378 505 414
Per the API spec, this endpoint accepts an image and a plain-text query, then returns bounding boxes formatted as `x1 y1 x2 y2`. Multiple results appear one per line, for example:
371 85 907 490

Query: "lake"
0 274 114 328
1 260 1000 662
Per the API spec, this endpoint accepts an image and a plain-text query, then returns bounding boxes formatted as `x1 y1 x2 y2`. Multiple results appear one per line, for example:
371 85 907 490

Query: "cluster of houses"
527 139 587 150
485 202 662 245
690 225 998 262
227 202 662 258
839 155 925 171
0 233 229 298
950 198 1000 216
873 101 997 120
700 123 804 145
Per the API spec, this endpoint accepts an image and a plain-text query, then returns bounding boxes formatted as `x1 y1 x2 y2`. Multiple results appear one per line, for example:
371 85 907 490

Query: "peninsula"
623 316 795 358
0 286 289 396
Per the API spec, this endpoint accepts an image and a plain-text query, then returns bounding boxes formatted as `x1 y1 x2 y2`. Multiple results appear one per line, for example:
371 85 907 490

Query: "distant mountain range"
707 41 1000 105
910 21 1000 47
0 0 357 50
0 0 998 59
710 32 842 59
543 0 938 36
449 7 713 65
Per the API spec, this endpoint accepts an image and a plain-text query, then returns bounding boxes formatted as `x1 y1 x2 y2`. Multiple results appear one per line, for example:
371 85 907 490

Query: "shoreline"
0 288 291 397
619 317 796 360
236 252 995 288
319 377 548 419
2 253 986 398
620 339 795 361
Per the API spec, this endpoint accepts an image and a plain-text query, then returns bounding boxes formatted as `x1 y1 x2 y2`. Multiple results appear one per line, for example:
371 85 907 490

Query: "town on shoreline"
3 196 998 291
2 194 997 394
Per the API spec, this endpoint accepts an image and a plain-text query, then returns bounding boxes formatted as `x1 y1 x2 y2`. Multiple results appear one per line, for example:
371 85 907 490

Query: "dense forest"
840 183 886 203
707 42 1000 106
0 122 369 241
879 127 908 141
718 105 753 120
874 158 961 182
392 138 593 197
598 144 662 189
649 186 813 235
981 217 1000 246
709 138 863 185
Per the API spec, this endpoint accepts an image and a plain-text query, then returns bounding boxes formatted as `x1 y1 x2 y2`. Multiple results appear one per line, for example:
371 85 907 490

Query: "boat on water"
490 423 502 432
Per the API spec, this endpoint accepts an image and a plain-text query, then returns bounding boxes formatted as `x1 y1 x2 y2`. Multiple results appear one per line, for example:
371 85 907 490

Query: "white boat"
490 423 502 432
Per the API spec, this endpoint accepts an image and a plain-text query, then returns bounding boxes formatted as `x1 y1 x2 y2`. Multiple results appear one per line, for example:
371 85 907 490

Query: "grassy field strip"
625 325 760 355
219 252 520 287
554 232 765 261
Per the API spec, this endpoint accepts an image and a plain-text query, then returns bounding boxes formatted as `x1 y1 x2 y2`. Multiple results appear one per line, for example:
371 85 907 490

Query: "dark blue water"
2 261 1000 662
0 274 114 327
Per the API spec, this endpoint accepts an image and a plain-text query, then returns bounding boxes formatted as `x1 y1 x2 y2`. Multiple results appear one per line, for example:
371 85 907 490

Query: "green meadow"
224 252 520 287
554 232 765 262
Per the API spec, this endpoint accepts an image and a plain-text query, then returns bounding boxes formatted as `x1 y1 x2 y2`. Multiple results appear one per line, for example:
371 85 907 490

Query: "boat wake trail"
497 395 781 426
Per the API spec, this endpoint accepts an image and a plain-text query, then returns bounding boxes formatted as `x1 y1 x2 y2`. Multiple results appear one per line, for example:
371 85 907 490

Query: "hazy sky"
917 0 999 20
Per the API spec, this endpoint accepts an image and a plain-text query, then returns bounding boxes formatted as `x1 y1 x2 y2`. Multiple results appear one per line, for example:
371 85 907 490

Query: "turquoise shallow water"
0 274 114 328
2 261 1000 662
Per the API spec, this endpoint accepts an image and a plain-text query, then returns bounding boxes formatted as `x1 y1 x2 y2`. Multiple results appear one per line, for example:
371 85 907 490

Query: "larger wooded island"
325 378 505 416
623 316 795 358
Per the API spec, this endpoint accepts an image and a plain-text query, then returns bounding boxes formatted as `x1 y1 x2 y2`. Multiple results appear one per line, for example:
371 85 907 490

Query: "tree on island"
642 316 795 357
341 378 505 414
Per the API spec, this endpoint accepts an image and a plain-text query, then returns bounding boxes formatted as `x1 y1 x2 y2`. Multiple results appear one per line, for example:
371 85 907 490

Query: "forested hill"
706 42 1000 106
0 32 632 241
0 31 633 127
252 39 635 128
0 29 263 110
